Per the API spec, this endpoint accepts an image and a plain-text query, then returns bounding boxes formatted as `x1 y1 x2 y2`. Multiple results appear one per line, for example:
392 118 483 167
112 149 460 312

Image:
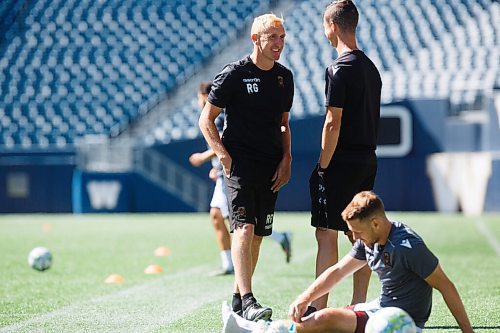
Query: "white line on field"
0 264 228 333
1 240 318 333
475 218 500 257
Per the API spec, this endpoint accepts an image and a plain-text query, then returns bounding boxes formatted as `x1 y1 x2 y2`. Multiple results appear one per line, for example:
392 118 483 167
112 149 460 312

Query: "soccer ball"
365 307 417 333
28 247 53 271
252 320 296 333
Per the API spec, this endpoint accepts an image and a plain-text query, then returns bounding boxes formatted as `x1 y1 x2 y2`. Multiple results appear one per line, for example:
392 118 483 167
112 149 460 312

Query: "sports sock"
232 293 242 313
242 292 257 310
220 250 233 271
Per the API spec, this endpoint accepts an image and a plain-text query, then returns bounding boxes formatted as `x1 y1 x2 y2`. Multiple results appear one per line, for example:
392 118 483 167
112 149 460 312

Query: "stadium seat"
0 0 498 147
0 0 272 147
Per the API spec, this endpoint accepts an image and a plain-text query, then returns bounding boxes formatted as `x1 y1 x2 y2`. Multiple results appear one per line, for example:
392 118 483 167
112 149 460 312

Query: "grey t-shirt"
350 221 439 328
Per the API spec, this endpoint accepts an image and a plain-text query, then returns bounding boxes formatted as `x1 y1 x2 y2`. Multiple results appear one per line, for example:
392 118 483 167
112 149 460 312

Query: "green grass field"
0 212 499 332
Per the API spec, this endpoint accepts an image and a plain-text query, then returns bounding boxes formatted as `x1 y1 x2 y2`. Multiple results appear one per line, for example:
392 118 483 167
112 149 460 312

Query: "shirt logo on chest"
243 78 260 94
277 76 284 88
383 252 392 267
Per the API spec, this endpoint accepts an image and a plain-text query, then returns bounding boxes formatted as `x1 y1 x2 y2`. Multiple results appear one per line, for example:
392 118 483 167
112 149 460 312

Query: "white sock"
221 250 233 271
269 231 284 243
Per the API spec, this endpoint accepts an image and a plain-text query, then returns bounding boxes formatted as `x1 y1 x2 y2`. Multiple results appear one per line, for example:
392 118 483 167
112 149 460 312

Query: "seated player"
223 191 474 333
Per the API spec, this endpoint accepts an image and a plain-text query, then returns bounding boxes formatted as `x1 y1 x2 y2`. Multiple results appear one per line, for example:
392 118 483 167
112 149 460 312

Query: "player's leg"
295 307 359 333
232 221 256 296
269 230 292 263
210 206 233 274
310 166 341 310
239 177 279 321
311 228 339 310
210 177 233 274
224 160 257 316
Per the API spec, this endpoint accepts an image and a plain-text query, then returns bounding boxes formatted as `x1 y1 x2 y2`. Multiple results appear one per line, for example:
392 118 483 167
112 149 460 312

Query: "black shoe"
303 305 317 317
242 302 273 321
209 268 234 277
280 232 292 263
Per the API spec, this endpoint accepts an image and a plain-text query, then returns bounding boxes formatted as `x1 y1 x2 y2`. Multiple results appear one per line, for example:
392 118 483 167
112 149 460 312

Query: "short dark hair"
198 81 212 95
341 191 384 222
324 0 359 34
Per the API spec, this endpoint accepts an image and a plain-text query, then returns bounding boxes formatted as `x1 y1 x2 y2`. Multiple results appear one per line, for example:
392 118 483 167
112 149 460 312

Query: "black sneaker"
303 305 317 317
280 232 292 263
232 304 242 317
242 302 273 321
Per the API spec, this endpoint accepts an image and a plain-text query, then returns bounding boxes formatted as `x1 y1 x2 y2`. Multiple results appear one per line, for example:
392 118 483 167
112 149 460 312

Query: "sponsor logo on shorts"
234 207 246 222
265 214 274 229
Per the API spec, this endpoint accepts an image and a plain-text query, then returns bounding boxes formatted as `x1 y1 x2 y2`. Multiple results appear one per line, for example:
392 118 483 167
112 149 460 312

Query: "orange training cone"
154 246 170 257
105 274 124 284
144 264 163 274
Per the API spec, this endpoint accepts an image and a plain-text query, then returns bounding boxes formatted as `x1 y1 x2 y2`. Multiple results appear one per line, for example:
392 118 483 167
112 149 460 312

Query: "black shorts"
310 151 377 232
224 157 279 237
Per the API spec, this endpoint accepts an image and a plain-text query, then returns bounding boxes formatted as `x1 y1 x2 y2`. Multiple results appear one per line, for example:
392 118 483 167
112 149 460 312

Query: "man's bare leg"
311 228 339 310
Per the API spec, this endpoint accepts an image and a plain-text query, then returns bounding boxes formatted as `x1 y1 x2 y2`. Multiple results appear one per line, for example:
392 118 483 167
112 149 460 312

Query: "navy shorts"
310 151 377 232
224 157 279 237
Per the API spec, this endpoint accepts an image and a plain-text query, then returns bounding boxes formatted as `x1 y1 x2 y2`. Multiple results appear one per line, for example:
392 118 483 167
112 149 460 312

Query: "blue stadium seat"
0 0 271 148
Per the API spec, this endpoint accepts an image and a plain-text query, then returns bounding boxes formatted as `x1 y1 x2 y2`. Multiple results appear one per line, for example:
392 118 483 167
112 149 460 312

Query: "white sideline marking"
475 218 500 257
0 265 227 333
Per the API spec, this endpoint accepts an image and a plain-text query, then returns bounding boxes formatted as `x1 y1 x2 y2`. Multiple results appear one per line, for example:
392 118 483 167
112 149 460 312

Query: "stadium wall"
1 98 498 214
0 153 75 213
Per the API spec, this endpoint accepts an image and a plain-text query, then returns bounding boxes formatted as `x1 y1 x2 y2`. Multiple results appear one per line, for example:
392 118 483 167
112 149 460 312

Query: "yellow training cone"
154 246 170 257
105 274 124 284
144 264 163 274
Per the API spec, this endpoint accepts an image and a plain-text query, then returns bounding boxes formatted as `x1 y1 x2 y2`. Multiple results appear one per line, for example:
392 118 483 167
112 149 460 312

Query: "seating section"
0 0 271 148
282 0 499 118
147 0 499 144
0 0 498 148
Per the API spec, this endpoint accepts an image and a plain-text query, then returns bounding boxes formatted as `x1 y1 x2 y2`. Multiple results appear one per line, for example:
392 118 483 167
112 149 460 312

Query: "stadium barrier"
1 98 499 213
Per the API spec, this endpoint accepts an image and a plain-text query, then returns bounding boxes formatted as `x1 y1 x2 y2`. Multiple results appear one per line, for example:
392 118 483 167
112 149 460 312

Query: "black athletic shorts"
310 150 377 232
224 157 279 237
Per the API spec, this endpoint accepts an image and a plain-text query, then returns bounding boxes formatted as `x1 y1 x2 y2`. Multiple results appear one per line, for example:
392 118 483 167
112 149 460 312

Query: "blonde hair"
251 13 284 36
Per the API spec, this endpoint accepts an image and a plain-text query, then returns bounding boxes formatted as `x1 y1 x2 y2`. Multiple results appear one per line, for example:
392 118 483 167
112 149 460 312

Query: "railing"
134 148 210 212
74 135 133 172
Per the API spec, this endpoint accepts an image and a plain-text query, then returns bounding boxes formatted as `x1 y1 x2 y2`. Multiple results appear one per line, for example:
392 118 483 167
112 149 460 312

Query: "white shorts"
210 177 229 218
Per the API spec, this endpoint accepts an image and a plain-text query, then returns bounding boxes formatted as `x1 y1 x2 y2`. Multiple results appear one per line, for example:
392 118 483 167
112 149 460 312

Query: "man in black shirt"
308 0 382 313
199 13 294 322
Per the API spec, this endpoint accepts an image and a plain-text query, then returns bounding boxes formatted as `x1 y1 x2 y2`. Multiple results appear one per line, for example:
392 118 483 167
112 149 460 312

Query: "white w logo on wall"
86 181 122 210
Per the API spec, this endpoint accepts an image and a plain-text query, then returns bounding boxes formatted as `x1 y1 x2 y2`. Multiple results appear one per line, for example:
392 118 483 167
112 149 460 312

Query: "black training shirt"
208 56 294 161
325 50 381 151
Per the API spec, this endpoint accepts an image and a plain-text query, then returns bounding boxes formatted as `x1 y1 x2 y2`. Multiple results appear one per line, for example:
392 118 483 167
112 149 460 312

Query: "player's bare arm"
189 149 216 167
289 254 365 322
425 264 474 333
318 106 342 169
199 102 232 177
271 112 292 193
